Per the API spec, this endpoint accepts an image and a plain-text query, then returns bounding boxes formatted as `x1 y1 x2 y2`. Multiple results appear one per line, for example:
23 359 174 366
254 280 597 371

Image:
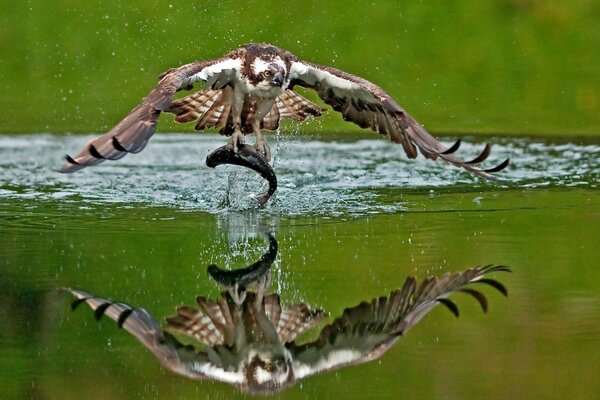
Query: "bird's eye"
262 70 272 78
265 363 274 372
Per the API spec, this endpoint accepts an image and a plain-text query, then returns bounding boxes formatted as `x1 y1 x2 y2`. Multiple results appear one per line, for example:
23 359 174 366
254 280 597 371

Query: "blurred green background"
1 0 599 136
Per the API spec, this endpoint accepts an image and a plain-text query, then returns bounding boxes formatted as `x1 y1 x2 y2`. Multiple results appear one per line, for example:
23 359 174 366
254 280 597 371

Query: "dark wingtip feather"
94 302 112 321
112 136 129 152
117 308 134 328
71 298 87 311
482 265 512 274
484 158 510 173
441 139 461 155
65 154 79 165
437 298 460 317
466 143 491 164
477 278 509 297
58 155 83 173
88 144 105 160
460 288 489 313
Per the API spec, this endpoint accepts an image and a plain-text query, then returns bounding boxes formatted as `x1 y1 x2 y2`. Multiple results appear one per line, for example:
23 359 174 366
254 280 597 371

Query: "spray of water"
0 134 598 216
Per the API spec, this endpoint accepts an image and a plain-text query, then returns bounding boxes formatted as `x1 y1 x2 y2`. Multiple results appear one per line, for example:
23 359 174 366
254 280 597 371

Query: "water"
2 133 597 215
0 133 599 399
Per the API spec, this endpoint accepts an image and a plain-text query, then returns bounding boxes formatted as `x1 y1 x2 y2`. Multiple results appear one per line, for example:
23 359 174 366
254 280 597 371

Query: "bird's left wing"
59 55 242 173
288 61 509 179
62 288 243 385
289 265 510 379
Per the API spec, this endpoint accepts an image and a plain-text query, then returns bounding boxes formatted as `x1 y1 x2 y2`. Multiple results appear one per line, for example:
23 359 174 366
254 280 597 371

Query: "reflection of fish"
206 143 277 206
208 233 277 291
62 263 510 395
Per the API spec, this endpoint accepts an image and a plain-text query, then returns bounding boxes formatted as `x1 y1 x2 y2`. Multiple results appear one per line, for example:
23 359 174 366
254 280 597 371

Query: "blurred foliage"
1 0 599 135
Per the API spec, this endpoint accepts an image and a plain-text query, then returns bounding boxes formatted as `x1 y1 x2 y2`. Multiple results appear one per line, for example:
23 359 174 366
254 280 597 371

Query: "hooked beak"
271 75 284 87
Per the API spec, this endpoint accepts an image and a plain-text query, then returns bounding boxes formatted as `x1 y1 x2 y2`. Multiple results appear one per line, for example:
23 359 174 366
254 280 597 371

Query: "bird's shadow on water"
59 233 510 395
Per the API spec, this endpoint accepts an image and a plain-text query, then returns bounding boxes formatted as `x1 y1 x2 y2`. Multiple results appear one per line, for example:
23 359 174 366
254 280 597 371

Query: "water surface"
0 133 598 399
1 133 597 214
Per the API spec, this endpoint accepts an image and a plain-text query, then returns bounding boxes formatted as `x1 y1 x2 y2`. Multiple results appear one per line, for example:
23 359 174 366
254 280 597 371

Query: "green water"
3 1 599 397
1 132 599 398
1 186 599 399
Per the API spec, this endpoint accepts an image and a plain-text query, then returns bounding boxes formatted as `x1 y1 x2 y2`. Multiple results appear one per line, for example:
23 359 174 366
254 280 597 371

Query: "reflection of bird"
63 265 509 394
59 43 508 178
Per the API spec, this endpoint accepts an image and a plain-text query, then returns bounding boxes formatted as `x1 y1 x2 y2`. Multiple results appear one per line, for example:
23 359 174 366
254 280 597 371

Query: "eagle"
62 235 510 394
59 43 509 179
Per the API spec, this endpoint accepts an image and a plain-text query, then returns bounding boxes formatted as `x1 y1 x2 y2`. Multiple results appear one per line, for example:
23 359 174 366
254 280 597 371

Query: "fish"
207 233 277 290
206 144 277 206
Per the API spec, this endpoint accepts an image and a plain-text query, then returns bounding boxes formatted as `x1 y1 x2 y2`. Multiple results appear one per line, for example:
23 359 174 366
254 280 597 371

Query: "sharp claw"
227 130 244 153
254 140 271 162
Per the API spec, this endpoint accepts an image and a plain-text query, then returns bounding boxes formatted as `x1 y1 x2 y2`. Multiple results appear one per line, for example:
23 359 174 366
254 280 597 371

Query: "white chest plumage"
236 78 285 99
233 75 285 120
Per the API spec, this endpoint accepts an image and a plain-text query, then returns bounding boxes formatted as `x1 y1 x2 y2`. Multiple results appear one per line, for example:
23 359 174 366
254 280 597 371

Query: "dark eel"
206 144 277 206
207 233 278 289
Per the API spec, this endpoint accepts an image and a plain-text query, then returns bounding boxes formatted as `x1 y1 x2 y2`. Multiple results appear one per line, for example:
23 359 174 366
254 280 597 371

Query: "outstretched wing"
288 61 509 179
62 288 243 385
59 53 242 173
289 265 510 379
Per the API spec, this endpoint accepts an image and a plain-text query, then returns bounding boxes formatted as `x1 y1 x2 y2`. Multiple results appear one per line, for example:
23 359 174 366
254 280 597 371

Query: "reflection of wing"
59 54 242 173
289 61 509 179
262 293 327 343
63 288 243 385
166 294 235 347
290 265 510 379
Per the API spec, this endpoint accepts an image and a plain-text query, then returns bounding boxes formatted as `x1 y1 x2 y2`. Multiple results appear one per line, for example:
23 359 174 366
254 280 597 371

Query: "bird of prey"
59 43 509 179
63 260 510 394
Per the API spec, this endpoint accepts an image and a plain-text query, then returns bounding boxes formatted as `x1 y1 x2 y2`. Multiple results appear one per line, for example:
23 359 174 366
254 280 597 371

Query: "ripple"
0 133 598 216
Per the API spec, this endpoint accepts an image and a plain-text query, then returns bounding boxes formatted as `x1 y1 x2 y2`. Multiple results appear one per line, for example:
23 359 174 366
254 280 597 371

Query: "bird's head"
242 347 295 394
249 57 287 89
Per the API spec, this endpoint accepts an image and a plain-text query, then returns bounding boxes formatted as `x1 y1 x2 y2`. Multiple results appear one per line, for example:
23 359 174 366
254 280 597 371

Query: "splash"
0 133 597 216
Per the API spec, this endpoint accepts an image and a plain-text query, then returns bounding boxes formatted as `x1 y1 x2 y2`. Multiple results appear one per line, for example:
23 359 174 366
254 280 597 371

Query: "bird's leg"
250 271 280 343
253 271 272 308
229 282 247 306
227 128 244 153
231 306 247 351
227 108 244 153
252 120 271 161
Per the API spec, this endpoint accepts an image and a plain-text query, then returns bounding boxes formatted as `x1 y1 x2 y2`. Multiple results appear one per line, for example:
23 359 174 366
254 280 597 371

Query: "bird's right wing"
59 53 242 173
288 60 509 180
289 265 510 379
63 288 243 385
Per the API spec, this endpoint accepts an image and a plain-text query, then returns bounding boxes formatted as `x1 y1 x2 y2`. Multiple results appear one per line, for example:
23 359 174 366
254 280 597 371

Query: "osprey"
59 43 508 178
62 235 510 394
